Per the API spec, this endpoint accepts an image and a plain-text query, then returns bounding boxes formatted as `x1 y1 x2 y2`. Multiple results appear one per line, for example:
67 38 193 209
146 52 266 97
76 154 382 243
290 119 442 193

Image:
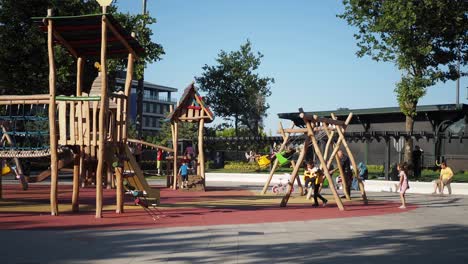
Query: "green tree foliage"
195 40 274 137
339 0 467 165
150 121 198 147
0 0 163 95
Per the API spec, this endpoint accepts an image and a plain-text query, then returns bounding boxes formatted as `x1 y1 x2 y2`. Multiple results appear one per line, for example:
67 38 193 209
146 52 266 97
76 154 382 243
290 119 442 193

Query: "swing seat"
275 152 290 166
1 164 11 175
323 178 329 188
257 155 271 168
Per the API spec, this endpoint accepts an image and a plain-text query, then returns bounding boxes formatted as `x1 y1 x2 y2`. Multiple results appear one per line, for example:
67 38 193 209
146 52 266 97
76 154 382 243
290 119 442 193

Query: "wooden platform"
179 174 205 192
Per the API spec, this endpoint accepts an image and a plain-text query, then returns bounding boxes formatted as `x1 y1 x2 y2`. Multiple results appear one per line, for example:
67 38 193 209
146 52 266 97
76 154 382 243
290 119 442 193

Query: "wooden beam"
299 112 346 127
51 29 78 58
178 116 210 121
305 119 345 211
0 94 50 101
0 99 50 105
172 122 178 190
47 9 59 216
331 113 368 203
72 148 80 212
198 118 205 180
127 138 174 152
280 128 308 134
280 136 309 207
122 52 134 142
76 57 84 95
261 122 294 195
103 16 138 59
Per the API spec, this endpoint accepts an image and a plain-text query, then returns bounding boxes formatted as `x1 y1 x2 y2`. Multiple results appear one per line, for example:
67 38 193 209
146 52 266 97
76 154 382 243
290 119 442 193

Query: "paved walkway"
1 180 467 263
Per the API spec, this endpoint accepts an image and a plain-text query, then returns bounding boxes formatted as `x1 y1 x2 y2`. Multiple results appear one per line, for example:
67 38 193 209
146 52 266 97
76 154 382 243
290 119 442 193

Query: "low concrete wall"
206 173 468 195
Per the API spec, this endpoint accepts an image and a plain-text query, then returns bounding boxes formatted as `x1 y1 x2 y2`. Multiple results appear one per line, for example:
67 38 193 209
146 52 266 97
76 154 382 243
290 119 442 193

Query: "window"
145 117 150 127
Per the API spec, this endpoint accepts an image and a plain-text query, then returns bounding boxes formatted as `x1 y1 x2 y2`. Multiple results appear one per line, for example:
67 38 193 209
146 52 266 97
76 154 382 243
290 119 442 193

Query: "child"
398 162 409 209
178 161 189 189
303 162 315 190
156 149 163 176
311 168 328 207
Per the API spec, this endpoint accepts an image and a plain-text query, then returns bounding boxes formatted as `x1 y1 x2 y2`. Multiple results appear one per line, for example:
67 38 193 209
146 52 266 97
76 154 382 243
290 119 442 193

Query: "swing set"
261 108 368 211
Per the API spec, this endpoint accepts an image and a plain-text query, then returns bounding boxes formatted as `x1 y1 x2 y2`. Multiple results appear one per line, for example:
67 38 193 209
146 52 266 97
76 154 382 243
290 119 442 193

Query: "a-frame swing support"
261 122 305 195
277 108 368 211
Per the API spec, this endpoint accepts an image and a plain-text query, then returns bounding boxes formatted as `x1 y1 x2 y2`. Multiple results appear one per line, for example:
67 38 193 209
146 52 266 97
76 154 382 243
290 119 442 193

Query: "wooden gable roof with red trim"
167 82 214 123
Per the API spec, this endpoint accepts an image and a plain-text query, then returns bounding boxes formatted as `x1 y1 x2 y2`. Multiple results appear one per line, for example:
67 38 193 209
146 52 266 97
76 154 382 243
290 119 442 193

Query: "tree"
339 0 467 168
0 0 164 95
196 40 274 137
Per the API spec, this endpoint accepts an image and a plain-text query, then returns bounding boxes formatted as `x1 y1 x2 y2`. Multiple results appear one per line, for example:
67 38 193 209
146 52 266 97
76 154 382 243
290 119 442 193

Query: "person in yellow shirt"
432 162 454 195
311 167 328 207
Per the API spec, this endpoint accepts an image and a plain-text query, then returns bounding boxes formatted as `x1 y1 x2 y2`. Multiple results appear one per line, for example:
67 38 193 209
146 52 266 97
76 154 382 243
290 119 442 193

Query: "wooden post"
172 122 178 189
47 9 59 216
123 50 135 142
76 56 84 208
335 153 350 200
331 113 368 203
77 57 84 95
95 12 108 218
280 137 309 207
303 117 344 211
261 122 291 195
115 149 124 213
290 160 304 195
72 147 80 212
198 118 205 181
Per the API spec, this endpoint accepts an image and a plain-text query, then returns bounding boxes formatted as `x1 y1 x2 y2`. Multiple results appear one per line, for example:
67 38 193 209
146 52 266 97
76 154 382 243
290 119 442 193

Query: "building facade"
115 78 177 136
278 104 468 173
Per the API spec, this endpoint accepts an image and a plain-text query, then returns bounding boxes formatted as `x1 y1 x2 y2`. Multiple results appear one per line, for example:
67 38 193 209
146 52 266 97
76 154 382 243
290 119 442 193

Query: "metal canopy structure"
33 14 144 59
278 104 468 128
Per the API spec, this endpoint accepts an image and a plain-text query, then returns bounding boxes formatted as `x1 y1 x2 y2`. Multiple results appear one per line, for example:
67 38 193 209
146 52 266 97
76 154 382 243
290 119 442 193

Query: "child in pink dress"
398 162 409 209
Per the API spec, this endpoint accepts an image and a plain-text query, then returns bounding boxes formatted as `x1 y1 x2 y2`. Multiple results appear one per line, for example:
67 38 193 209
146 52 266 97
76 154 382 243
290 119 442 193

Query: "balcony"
143 95 177 103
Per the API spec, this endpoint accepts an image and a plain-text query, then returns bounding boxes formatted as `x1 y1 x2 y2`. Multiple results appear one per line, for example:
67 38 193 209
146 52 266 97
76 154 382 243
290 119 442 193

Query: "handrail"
55 95 101 101
0 94 50 105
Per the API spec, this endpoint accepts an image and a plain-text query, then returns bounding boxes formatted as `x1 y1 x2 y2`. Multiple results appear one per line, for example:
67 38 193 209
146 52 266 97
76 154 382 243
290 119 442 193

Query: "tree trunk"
404 114 414 171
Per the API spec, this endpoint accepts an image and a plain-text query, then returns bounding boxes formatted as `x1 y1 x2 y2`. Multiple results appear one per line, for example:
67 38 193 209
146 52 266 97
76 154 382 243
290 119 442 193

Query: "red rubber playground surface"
0 184 416 230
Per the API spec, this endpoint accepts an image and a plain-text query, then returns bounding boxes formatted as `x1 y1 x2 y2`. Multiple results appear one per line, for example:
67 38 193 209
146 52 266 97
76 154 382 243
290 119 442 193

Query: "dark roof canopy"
33 14 144 58
279 104 468 127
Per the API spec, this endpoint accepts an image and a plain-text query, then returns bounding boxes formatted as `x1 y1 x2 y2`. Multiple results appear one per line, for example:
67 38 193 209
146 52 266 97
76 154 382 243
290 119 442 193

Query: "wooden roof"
167 82 214 123
33 14 144 59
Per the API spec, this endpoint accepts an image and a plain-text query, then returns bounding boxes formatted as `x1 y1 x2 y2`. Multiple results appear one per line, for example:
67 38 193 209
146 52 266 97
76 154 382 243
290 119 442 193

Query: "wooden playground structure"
0 4 169 218
261 108 368 211
166 82 214 191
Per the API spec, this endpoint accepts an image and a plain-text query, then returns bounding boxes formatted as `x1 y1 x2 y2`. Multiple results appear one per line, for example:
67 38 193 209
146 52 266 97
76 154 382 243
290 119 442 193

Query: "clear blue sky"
115 0 466 134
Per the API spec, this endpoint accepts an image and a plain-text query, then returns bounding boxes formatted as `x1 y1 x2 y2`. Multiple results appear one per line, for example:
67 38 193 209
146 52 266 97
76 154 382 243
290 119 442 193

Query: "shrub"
224 161 261 172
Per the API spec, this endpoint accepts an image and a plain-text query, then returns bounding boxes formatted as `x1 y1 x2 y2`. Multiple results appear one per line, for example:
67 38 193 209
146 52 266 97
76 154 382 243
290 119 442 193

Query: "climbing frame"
166 82 214 190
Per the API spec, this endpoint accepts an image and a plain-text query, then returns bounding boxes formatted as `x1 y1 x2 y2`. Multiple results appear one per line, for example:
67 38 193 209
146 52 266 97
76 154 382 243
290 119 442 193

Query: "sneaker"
312 204 319 208
323 200 328 207
399 205 406 209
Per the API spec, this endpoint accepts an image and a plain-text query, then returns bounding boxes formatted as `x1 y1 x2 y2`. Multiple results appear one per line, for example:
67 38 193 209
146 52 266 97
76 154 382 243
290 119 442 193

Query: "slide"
123 145 160 202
